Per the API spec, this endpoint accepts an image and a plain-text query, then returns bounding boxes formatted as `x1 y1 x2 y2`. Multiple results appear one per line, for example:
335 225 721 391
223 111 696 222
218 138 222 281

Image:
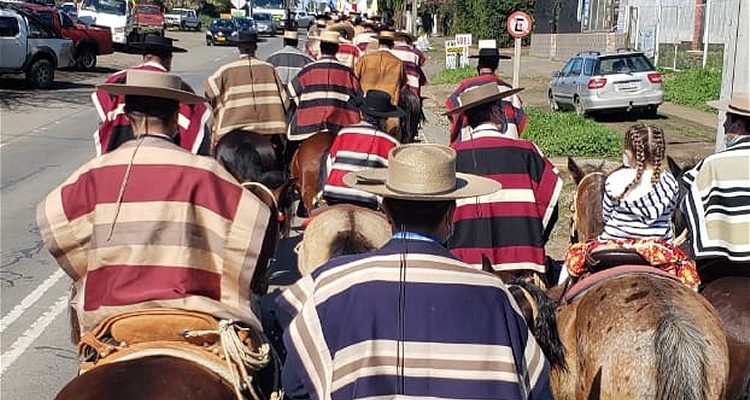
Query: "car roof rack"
575 50 601 56
615 47 639 53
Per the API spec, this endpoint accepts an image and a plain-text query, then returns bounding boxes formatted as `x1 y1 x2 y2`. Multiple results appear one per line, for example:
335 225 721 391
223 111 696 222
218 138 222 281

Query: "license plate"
217 37 225 41
615 81 640 91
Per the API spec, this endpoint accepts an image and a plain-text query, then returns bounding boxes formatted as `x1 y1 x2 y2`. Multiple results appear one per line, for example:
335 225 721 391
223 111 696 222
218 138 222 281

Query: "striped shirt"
279 237 550 400
445 73 527 143
287 57 362 141
600 168 679 241
681 136 750 261
353 30 376 52
335 40 361 70
323 121 400 208
266 45 315 85
92 62 211 156
205 56 289 144
390 44 427 96
449 125 562 273
36 137 271 332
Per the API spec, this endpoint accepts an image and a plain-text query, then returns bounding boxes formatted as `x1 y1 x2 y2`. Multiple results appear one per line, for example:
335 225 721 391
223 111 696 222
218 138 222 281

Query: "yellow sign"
446 47 464 53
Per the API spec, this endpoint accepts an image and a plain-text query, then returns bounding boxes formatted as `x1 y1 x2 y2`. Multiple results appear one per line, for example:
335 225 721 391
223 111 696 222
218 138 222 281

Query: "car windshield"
233 17 252 28
255 0 283 8
597 54 655 75
253 13 270 21
81 0 126 16
136 5 160 14
212 19 232 28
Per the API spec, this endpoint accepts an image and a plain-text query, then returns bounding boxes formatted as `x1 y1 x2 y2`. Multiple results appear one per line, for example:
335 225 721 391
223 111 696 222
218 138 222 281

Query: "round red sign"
507 11 533 38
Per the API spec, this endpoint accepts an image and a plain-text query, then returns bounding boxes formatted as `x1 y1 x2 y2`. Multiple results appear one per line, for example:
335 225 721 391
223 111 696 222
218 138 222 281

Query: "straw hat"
318 30 341 44
282 30 299 40
127 35 187 54
707 93 750 118
98 69 206 104
395 29 416 43
442 83 524 115
329 23 355 40
343 144 501 200
373 29 397 41
468 48 511 59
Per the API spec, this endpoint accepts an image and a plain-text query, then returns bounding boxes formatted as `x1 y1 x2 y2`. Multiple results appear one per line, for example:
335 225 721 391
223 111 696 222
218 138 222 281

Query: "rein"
241 181 285 223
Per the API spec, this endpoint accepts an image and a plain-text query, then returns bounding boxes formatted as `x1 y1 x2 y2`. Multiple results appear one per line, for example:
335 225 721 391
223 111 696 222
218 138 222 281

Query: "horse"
530 157 730 400
668 155 750 400
289 130 337 216
56 131 290 400
398 87 425 143
566 157 608 244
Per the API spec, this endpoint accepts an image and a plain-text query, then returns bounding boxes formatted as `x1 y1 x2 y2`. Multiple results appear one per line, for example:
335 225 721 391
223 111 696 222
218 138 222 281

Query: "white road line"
0 269 66 334
0 295 68 377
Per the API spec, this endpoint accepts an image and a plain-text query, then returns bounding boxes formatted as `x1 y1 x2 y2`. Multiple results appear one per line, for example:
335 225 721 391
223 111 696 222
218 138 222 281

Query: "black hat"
359 90 405 118
127 35 187 54
468 48 511 59
228 31 266 44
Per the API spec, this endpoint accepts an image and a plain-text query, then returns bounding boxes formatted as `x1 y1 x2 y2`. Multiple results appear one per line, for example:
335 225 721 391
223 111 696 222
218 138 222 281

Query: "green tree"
454 0 533 47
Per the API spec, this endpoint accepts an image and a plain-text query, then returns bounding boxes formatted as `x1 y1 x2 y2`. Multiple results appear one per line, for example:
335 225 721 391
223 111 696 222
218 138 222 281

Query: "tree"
454 0 533 47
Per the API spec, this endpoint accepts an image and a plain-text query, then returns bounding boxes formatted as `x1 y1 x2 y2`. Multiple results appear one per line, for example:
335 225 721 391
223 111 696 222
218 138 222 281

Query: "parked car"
164 7 201 30
548 49 663 117
14 2 113 70
231 16 255 33
205 18 234 45
293 10 313 29
130 3 164 42
0 4 74 88
252 11 275 36
58 1 76 18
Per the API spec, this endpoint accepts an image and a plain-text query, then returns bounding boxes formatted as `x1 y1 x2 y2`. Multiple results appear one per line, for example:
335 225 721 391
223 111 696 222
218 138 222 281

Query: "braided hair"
612 123 666 202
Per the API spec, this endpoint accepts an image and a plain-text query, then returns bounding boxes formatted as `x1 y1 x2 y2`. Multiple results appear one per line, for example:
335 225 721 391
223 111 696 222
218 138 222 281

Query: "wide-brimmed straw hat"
228 31 266 44
282 30 299 40
707 93 750 118
468 47 511 59
98 69 206 104
373 29 397 41
395 29 416 42
343 144 501 200
318 30 341 44
442 83 524 115
127 35 187 54
358 90 405 118
329 23 355 40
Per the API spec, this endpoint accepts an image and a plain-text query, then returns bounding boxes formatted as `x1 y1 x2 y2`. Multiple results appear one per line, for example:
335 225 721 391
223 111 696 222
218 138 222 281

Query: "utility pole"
411 0 417 36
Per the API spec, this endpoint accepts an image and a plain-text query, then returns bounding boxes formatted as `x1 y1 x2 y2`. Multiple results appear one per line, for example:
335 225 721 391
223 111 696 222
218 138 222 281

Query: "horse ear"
666 155 682 177
567 157 585 185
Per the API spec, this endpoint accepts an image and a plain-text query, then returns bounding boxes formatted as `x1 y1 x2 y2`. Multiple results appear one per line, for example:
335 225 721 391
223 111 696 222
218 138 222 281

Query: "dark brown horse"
668 155 750 400
57 131 289 400
290 130 337 216
566 157 608 244
534 158 731 399
398 87 425 144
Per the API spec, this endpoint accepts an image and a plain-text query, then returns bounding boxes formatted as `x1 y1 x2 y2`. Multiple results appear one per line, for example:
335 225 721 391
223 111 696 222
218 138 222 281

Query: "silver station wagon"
548 50 664 117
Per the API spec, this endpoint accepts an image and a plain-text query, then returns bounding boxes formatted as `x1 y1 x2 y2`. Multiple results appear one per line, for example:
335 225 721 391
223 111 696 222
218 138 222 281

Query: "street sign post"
507 10 532 88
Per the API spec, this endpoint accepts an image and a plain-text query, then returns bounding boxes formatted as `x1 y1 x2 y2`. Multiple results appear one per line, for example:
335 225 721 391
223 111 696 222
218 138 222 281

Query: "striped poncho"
449 125 562 273
205 56 289 144
266 45 315 86
36 137 272 332
287 57 362 141
279 236 550 400
92 62 211 156
681 136 750 261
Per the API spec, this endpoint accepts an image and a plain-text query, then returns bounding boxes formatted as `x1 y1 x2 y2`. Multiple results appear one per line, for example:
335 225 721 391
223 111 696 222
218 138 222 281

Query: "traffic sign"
507 11 533 38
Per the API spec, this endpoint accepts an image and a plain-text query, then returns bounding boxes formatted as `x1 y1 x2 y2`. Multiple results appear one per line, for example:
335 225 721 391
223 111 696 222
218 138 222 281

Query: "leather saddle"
584 247 651 273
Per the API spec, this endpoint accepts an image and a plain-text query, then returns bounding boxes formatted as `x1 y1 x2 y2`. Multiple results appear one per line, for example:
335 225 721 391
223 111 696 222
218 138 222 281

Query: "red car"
14 2 113 70
130 3 165 42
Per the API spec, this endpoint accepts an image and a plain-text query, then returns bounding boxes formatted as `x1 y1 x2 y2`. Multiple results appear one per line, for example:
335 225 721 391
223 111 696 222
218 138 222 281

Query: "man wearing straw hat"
321 89 403 210
279 143 551 400
681 93 750 284
391 29 427 96
92 35 211 156
445 41 527 143
445 82 562 284
287 30 362 142
267 30 314 85
205 31 289 146
306 14 332 59
329 22 361 69
38 69 274 339
353 18 377 52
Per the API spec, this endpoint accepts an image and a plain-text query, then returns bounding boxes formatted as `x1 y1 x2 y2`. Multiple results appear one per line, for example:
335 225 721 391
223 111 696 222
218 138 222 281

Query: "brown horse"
290 130 337 216
668 155 750 400
57 131 289 400
532 158 731 399
398 87 425 144
566 157 608 244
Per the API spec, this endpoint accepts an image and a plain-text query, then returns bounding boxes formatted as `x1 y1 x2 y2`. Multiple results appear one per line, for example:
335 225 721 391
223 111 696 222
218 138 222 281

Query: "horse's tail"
654 311 709 400
398 88 423 143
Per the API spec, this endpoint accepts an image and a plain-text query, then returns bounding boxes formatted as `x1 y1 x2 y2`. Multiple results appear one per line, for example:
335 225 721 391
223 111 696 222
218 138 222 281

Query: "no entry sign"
507 11 533 39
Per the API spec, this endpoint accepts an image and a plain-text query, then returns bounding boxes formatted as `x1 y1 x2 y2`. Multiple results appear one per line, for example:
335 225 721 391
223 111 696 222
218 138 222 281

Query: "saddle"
564 264 680 302
77 308 273 398
584 247 651 272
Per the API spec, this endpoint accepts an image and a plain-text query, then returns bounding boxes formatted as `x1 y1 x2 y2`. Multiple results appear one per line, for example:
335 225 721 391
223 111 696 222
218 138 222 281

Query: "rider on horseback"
266 30 314 86
681 93 750 285
321 90 403 210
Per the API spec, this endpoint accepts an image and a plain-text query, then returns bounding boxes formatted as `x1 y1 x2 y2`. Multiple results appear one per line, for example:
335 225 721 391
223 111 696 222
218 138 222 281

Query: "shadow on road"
592 111 668 123
0 79 96 109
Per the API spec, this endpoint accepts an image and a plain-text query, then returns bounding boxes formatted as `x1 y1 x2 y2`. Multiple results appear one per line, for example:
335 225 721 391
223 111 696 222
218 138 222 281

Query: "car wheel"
196 22 202 31
643 105 659 118
548 90 559 112
206 37 212 45
76 46 97 71
574 96 588 117
26 58 54 89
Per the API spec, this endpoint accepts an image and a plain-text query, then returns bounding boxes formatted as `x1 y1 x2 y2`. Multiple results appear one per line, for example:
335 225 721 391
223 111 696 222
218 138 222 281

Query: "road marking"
0 269 66 334
0 295 68 377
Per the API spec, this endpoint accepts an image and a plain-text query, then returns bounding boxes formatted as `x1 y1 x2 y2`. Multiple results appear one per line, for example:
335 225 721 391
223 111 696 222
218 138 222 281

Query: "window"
0 16 20 37
567 58 583 77
583 58 595 76
36 11 54 27
597 54 655 75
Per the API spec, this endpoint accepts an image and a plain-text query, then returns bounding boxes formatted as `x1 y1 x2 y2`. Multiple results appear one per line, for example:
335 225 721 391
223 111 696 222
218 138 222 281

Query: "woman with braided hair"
564 124 700 289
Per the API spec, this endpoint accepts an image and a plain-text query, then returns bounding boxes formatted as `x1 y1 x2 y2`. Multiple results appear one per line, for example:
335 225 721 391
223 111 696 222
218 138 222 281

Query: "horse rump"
398 88 424 144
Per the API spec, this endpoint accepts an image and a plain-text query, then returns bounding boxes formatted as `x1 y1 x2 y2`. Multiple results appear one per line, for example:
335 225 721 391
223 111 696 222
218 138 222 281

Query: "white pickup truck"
164 8 202 30
0 5 74 88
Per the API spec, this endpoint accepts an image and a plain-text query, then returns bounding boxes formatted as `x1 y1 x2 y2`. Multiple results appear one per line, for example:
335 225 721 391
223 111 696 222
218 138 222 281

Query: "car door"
0 15 25 70
556 57 582 105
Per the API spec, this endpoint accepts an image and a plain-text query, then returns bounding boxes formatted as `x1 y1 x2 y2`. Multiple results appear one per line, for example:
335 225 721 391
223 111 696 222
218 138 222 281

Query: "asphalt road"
0 32 294 399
